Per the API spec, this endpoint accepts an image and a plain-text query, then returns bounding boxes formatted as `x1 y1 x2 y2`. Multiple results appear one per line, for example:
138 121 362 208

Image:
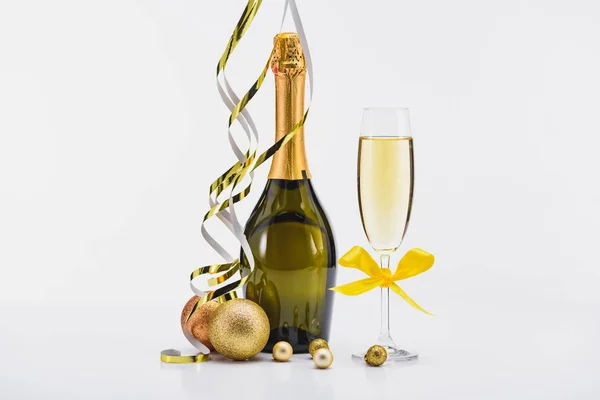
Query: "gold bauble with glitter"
208 298 270 361
272 341 293 362
364 345 387 366
180 296 220 351
308 338 329 357
312 348 334 369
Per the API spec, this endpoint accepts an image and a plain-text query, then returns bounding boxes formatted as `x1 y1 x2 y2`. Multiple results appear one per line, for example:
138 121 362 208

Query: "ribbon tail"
388 283 434 316
330 277 382 296
160 349 210 364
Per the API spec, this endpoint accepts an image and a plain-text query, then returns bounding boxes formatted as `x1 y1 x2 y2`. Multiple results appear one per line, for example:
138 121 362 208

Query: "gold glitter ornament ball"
364 345 387 366
180 297 220 351
308 338 329 357
313 348 334 369
208 298 270 361
272 341 293 362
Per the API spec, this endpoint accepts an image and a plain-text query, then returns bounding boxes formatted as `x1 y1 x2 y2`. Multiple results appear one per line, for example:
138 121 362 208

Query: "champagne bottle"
242 32 336 353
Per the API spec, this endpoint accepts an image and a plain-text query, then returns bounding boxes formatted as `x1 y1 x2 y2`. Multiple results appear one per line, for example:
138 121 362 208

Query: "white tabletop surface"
1 300 598 399
2 0 600 398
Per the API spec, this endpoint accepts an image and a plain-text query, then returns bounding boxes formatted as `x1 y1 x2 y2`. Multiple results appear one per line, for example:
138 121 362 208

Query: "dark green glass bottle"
242 33 336 353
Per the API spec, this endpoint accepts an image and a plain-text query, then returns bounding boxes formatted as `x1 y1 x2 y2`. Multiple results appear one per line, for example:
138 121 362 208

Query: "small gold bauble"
272 341 293 362
308 338 329 357
364 345 387 366
180 296 220 351
313 348 333 369
208 298 270 361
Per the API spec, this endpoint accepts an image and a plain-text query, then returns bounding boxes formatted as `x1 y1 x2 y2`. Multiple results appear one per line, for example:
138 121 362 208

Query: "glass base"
352 335 418 362
352 346 418 362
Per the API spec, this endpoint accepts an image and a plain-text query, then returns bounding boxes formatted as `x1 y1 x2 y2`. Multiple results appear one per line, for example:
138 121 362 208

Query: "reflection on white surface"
174 353 336 399
0 303 599 399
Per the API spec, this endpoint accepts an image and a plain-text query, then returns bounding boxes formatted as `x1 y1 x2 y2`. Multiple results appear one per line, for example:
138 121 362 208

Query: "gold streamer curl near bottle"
242 32 337 354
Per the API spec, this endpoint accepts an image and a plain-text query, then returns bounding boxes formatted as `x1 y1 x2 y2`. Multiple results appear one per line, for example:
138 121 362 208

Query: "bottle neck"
268 73 311 180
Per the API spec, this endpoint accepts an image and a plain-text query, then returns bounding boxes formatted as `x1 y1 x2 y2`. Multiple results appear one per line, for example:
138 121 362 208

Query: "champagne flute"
354 107 416 361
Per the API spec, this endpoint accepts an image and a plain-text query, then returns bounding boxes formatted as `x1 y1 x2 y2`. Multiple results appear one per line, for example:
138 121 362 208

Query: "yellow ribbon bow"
330 246 435 315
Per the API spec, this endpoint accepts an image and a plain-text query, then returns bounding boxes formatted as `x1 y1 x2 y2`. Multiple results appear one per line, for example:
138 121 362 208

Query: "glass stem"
379 253 392 341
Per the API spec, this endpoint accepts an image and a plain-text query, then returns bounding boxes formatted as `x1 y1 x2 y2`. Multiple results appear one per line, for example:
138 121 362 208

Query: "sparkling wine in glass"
354 107 417 361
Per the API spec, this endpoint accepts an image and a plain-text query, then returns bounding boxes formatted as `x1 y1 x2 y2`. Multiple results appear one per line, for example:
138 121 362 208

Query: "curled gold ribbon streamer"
160 349 210 364
330 246 436 315
161 0 313 363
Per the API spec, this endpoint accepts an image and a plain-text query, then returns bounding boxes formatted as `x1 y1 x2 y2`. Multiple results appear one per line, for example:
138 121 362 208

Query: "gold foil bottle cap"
268 31 310 180
271 32 306 76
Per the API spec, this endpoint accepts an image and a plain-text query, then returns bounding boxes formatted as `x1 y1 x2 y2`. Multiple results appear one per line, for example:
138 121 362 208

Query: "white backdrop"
1 0 600 398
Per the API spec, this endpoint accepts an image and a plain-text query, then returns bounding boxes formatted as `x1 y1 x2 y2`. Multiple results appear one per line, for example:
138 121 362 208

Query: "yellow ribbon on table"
160 349 210 364
330 246 435 315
